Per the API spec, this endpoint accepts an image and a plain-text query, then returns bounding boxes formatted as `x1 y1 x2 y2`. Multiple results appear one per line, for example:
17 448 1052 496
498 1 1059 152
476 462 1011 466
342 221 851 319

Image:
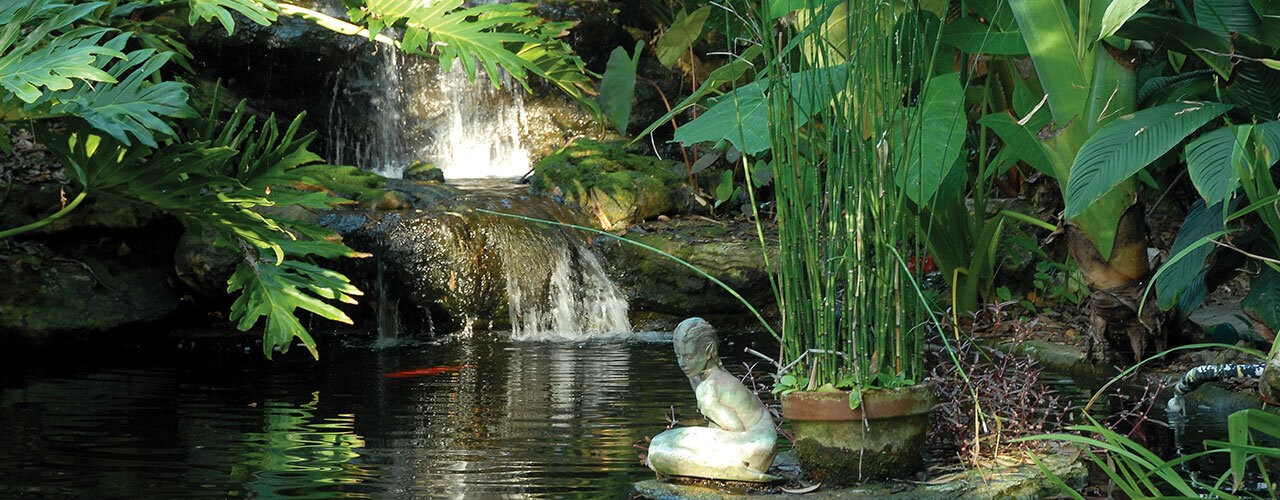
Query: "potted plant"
749 0 937 483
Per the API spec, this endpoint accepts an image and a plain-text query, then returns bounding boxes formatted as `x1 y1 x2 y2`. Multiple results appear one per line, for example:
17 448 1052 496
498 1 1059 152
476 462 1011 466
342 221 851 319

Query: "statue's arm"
698 378 750 431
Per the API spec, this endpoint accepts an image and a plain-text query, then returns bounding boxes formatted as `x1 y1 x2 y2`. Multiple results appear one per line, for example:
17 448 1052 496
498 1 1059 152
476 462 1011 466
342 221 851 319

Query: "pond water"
0 328 775 499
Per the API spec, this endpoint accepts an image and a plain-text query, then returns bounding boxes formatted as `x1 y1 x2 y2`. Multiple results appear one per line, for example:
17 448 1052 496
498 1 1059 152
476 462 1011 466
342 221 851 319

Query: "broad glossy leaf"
941 18 1028 54
630 45 763 142
189 0 278 34
1138 70 1216 106
1115 14 1232 78
979 112 1054 176
1065 101 1231 218
672 81 769 155
50 49 195 147
1223 59 1280 119
1186 125 1246 208
1243 263 1280 332
1195 0 1260 40
900 73 966 206
597 41 643 135
765 0 843 22
1009 0 1089 124
1157 199 1225 310
0 2 121 103
1099 0 1150 40
656 7 709 67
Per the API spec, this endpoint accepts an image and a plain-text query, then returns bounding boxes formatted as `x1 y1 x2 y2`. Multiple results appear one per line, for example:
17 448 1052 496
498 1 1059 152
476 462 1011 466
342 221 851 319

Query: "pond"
0 328 775 499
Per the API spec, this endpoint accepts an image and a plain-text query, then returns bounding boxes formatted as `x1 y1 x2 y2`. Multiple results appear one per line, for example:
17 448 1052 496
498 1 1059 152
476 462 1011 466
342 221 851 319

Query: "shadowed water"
0 330 773 498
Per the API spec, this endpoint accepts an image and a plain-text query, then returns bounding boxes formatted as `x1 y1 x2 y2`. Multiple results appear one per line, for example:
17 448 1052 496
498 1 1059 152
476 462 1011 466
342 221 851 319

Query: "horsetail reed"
747 1 930 390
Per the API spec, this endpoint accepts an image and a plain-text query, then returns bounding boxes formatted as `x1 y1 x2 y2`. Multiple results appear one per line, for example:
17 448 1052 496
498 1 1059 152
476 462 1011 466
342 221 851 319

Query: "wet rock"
1264 350 1280 401
403 162 445 183
598 219 776 317
173 225 241 298
0 233 179 343
0 183 164 234
319 186 605 334
530 140 682 228
633 447 1085 499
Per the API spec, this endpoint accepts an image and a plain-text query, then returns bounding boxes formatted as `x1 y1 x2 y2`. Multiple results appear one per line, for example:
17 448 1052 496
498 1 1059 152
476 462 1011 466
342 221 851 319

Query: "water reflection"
0 330 777 498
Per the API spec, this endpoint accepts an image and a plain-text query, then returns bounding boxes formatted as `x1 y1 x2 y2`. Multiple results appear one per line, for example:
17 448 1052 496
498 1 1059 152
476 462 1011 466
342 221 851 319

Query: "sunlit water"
0 329 774 499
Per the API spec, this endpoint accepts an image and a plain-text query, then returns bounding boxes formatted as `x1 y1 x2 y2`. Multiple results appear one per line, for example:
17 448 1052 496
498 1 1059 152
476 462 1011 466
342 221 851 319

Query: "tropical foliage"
0 0 595 358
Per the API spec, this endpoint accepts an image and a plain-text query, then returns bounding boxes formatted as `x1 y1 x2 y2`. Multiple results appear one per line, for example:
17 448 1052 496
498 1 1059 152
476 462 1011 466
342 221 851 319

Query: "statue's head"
674 317 720 378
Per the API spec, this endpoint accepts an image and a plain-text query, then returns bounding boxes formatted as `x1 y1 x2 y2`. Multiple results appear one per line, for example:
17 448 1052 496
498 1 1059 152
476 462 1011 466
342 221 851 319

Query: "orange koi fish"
383 364 475 378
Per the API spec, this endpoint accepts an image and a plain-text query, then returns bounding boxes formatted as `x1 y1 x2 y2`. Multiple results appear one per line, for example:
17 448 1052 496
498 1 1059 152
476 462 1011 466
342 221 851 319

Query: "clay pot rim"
780 382 935 421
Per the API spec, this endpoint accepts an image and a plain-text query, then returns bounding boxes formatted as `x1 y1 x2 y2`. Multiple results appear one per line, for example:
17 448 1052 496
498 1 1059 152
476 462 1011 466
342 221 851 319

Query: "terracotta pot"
781 383 934 483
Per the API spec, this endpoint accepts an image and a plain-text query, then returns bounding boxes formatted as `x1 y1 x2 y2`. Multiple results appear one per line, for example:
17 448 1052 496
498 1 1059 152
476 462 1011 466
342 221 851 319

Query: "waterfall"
324 40 531 179
372 257 401 348
505 245 631 341
372 196 632 340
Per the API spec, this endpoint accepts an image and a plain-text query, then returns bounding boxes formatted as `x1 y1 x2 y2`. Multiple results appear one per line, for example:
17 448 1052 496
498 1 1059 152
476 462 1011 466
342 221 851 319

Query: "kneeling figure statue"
646 317 779 482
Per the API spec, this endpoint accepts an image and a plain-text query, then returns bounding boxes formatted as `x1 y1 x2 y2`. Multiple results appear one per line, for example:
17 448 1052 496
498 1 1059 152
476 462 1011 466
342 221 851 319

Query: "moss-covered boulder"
1264 349 1280 401
404 161 445 183
530 140 680 229
0 234 179 343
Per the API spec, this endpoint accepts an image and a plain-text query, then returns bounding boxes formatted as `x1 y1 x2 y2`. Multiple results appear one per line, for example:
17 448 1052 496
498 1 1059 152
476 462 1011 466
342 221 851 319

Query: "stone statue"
646 317 779 482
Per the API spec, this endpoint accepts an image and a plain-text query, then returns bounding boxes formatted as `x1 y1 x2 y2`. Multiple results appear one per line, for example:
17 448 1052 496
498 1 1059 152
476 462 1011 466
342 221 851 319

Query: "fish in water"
383 364 475 378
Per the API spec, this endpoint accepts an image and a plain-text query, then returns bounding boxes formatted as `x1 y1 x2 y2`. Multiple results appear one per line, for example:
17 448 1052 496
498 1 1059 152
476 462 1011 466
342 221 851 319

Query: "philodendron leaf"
900 72 966 206
1156 199 1225 310
1065 101 1231 218
656 7 710 67
672 81 770 154
1186 125 1253 212
1099 0 1150 40
597 41 644 135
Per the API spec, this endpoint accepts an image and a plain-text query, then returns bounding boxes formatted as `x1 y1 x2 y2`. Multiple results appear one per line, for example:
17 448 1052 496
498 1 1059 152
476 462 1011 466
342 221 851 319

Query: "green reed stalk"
753 1 927 389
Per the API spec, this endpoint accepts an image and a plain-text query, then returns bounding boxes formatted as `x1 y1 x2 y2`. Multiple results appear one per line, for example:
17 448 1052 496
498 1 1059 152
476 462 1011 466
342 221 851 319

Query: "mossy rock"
1265 351 1280 401
530 139 680 228
404 161 445 183
0 238 178 342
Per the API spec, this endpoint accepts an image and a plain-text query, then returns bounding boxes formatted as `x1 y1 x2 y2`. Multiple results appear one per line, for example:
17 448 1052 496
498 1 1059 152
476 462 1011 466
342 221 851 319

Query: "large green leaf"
656 7 710 67
1010 0 1089 125
1186 125 1247 209
765 0 843 22
629 45 763 142
979 112 1055 177
1099 0 1150 40
1157 199 1225 310
188 0 278 35
1137 70 1217 106
1195 0 1260 40
1064 101 1231 218
229 258 361 360
1115 14 1233 78
0 1 121 103
49 48 195 147
597 41 643 136
941 18 1028 55
672 81 769 155
1243 263 1280 331
1223 58 1280 120
900 72 966 206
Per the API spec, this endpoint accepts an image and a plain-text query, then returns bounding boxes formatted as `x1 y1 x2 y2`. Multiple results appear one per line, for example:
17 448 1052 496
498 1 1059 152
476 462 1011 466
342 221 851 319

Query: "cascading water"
315 1 630 339
359 188 633 340
505 244 631 340
324 26 531 178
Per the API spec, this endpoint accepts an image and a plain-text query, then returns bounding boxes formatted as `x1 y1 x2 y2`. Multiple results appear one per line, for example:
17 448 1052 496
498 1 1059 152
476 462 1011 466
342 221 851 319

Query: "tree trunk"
1068 202 1165 365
